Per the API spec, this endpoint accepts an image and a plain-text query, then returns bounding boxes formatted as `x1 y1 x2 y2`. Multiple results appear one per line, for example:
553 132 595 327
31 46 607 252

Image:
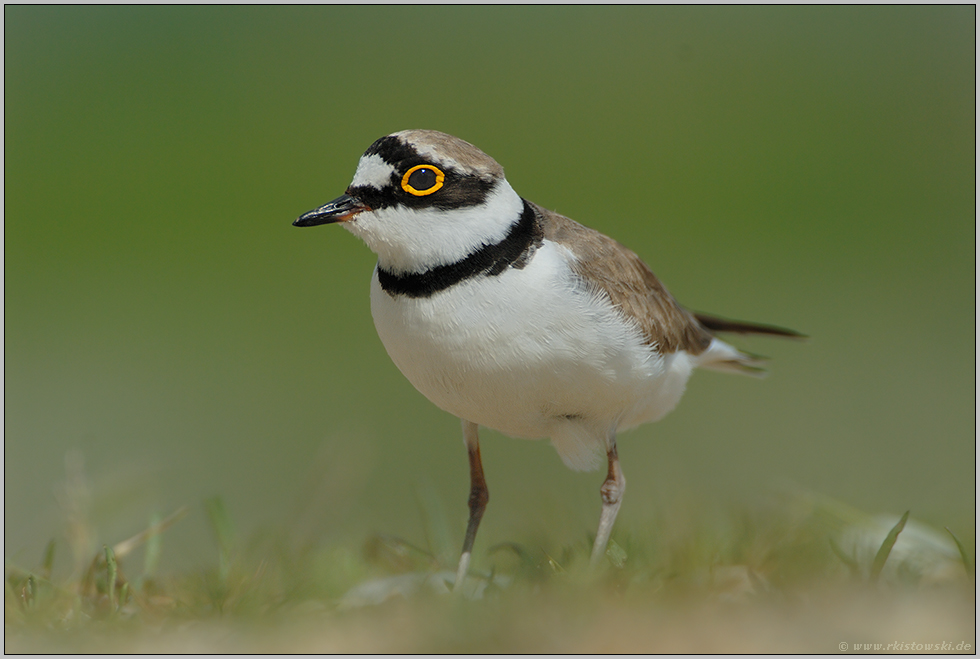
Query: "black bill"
293 193 370 227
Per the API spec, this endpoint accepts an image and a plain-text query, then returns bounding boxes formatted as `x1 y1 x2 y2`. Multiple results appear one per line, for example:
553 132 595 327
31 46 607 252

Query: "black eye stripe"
348 176 496 211
353 136 496 210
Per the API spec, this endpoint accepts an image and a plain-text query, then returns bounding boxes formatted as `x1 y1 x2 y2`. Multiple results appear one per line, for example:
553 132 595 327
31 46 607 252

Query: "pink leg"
590 441 625 566
454 420 488 591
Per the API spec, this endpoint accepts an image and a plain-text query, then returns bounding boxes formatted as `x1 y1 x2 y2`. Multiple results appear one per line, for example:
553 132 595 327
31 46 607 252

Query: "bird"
294 129 802 589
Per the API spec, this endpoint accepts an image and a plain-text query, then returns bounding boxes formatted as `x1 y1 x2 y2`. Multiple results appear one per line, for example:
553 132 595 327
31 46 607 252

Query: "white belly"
369 241 696 470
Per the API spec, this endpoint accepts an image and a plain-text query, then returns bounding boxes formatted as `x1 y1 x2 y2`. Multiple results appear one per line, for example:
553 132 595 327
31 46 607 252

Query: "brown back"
534 202 713 356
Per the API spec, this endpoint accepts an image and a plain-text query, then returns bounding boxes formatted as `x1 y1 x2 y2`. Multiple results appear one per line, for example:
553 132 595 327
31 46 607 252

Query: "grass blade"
944 526 974 578
205 497 236 582
104 545 118 612
41 539 56 581
605 539 628 569
112 506 189 560
415 482 454 567
143 512 163 580
25 575 37 609
869 510 909 584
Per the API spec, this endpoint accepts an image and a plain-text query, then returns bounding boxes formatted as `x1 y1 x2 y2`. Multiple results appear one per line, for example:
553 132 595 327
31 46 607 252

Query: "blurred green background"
5 6 974 572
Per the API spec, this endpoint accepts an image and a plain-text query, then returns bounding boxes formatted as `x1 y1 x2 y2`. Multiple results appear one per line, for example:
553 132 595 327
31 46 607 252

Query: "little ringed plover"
294 129 802 589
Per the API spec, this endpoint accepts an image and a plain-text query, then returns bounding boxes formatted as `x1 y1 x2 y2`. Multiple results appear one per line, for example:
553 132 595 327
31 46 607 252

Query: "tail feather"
693 312 807 339
703 354 770 378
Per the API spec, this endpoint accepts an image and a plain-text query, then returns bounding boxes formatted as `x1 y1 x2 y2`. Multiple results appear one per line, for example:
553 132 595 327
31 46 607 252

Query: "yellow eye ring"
401 164 445 196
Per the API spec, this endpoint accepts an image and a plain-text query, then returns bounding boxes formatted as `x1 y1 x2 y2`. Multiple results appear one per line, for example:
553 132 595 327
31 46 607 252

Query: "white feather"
344 180 524 275
369 240 694 472
350 153 395 190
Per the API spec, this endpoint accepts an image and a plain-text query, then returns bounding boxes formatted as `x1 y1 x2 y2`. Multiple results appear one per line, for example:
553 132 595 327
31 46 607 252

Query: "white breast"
368 241 698 471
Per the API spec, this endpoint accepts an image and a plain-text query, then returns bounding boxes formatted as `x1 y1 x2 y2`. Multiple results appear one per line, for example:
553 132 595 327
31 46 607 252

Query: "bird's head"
295 130 524 274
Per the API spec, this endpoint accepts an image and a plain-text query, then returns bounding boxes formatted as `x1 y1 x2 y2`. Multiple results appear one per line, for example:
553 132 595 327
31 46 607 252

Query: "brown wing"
532 202 713 355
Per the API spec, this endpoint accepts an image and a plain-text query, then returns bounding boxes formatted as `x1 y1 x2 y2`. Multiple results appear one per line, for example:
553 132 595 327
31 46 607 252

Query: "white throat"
343 180 524 275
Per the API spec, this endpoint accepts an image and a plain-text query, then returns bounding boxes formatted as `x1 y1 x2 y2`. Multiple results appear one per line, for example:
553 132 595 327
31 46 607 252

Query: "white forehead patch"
350 153 396 190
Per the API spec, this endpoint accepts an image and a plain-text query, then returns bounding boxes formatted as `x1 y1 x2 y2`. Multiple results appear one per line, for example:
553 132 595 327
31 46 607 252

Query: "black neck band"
377 199 541 299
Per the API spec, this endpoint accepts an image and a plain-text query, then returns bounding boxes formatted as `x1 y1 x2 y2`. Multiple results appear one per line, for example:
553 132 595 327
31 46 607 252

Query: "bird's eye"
401 164 445 196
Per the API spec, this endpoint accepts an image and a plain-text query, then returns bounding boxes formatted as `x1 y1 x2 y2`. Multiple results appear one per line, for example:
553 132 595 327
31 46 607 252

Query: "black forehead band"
365 135 425 171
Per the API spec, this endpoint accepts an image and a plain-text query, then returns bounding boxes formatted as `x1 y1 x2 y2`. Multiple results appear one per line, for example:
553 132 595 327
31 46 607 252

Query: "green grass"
6 492 974 653
869 510 909 584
